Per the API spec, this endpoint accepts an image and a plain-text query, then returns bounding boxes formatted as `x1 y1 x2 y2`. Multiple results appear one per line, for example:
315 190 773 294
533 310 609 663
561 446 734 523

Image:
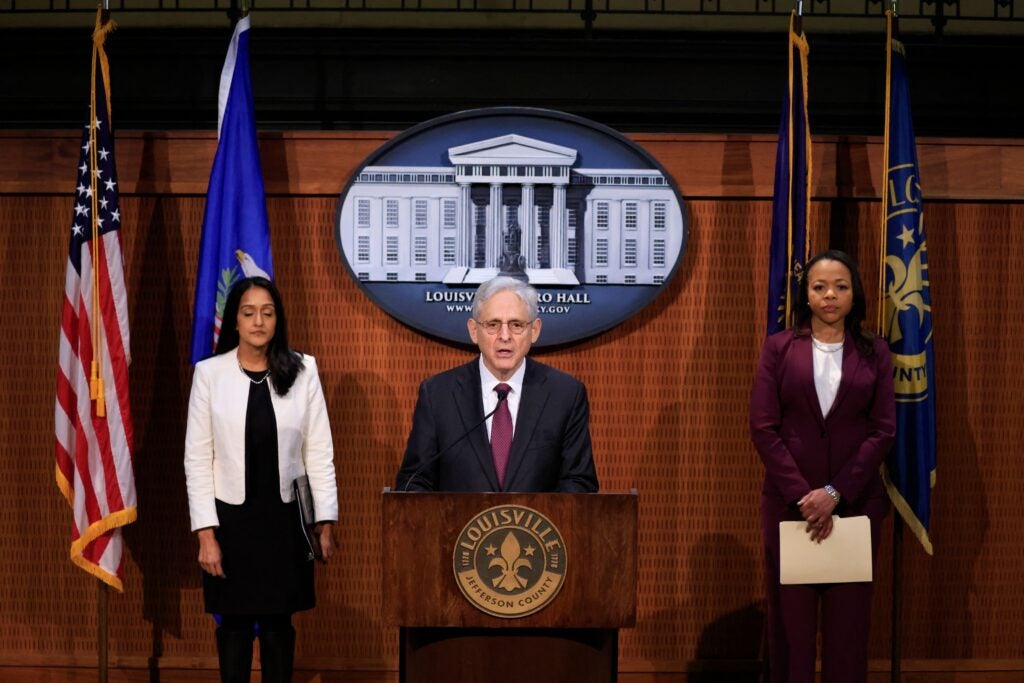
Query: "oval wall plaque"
336 107 688 347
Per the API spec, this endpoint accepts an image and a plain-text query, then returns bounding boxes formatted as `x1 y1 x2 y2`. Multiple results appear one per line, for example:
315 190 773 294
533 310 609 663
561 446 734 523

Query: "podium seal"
453 504 567 618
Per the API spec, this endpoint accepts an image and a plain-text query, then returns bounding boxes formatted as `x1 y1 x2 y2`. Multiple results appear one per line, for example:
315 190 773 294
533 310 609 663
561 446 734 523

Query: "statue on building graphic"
498 220 528 281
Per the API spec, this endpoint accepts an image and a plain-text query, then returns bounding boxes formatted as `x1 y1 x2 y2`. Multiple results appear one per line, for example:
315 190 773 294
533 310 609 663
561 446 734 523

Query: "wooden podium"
381 490 637 683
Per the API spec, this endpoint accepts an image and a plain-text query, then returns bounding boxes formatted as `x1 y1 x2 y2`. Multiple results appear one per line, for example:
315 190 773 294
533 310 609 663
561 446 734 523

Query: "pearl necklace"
238 360 271 385
811 336 844 353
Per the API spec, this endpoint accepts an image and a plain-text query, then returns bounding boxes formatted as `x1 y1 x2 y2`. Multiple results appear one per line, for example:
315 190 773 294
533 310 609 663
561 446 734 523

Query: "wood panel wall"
0 132 1021 681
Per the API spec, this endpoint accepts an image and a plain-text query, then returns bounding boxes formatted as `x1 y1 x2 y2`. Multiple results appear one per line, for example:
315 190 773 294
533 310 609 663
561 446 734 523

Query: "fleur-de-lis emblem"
884 243 930 347
454 505 567 618
488 532 532 592
792 259 804 284
774 259 806 328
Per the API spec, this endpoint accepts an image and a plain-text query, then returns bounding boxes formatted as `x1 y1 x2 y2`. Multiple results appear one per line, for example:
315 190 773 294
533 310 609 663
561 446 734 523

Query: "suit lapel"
796 334 828 428
503 359 549 490
225 347 252 431
453 360 500 491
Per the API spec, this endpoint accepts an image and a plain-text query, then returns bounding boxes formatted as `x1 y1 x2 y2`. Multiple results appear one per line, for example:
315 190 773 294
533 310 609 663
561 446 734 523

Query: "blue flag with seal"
879 11 936 555
766 11 811 335
189 14 274 365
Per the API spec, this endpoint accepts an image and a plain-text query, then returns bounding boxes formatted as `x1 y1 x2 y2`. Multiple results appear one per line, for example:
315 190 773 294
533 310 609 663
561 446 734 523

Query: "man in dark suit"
395 276 598 493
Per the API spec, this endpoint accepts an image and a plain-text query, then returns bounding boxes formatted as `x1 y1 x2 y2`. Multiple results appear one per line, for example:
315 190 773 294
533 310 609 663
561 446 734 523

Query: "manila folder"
779 515 872 585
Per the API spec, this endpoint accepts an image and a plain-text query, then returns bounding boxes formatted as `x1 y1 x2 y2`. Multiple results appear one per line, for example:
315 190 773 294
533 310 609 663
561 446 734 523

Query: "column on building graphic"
521 182 535 263
550 183 566 269
488 183 503 266
457 181 472 267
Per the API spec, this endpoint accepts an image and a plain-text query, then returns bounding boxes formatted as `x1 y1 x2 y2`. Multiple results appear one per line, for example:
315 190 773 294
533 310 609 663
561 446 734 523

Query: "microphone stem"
401 396 507 492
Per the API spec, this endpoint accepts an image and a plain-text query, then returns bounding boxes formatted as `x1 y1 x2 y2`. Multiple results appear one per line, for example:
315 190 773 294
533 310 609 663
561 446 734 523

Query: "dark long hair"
216 276 303 395
794 249 876 358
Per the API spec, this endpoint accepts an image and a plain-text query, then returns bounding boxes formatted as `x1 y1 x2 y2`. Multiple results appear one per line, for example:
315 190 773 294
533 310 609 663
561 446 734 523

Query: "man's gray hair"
471 277 539 321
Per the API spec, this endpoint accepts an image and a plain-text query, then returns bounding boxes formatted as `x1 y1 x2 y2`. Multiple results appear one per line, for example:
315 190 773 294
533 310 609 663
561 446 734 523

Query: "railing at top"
0 0 1018 35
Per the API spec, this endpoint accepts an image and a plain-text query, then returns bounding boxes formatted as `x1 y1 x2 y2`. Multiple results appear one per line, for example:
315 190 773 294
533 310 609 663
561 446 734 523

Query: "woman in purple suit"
750 250 896 683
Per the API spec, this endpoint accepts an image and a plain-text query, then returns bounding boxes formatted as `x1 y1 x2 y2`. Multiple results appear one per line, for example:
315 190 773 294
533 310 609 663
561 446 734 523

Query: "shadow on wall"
631 401 687 664
685 177 765 681
121 182 196 681
687 533 764 683
917 202 988 660
294 370 402 663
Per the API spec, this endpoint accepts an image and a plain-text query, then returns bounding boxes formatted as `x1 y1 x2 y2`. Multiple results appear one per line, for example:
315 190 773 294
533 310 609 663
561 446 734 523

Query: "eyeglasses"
474 319 534 336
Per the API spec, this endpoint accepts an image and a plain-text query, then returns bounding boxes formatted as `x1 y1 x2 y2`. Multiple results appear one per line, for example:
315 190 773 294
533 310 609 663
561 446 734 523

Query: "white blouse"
812 336 844 417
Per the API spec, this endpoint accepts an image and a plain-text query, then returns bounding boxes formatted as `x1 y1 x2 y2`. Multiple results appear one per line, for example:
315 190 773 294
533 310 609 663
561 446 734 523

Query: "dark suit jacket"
751 329 896 683
750 328 896 516
395 358 599 492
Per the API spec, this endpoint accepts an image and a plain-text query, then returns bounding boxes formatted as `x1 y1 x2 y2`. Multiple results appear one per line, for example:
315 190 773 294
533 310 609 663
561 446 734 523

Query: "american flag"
54 11 137 591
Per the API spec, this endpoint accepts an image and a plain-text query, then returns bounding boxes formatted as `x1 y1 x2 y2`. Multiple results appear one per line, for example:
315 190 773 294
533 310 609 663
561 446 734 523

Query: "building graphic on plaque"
338 134 683 287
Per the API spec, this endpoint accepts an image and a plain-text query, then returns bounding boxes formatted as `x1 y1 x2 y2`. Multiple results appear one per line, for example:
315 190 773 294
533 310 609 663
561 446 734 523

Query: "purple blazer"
750 329 896 509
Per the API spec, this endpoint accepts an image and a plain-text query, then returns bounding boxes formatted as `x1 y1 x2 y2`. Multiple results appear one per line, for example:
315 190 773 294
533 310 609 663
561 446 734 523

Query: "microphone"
401 391 509 492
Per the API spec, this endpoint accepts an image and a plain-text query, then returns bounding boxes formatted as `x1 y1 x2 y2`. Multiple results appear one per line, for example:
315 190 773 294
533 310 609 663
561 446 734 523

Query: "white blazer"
184 348 338 531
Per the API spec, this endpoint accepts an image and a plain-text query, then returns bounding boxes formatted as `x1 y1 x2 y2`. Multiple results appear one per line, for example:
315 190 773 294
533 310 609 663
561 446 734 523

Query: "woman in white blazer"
184 276 338 683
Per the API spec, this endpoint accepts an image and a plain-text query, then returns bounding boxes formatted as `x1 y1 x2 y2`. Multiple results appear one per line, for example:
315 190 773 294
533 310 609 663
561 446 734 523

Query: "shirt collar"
477 356 526 397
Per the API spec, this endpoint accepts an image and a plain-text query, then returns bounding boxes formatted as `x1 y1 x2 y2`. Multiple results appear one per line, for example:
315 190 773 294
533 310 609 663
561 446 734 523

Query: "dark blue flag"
189 15 274 364
880 12 936 554
766 11 811 335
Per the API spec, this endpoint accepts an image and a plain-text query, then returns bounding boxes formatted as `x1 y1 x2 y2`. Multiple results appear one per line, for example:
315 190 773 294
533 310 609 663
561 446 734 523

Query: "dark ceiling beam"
2 28 1021 137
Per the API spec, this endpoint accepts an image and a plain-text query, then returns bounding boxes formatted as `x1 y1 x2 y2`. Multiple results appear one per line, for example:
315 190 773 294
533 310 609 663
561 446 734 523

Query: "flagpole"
884 7 903 683
99 581 108 683
95 3 112 681
892 516 903 683
785 11 795 327
878 10 893 332
60 4 135 679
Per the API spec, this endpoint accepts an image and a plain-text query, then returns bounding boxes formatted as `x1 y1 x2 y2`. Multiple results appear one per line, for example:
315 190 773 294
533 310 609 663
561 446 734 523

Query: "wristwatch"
824 484 841 504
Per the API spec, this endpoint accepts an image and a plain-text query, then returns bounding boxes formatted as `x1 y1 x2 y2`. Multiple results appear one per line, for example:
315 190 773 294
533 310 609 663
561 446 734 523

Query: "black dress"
203 370 315 616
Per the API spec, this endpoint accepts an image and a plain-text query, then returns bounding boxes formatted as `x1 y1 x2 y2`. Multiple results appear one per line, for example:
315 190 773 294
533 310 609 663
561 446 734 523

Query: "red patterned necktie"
491 383 513 488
